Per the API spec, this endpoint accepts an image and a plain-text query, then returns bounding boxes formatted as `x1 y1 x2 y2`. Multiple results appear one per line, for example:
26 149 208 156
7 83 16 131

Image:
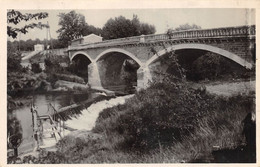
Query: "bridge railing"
68 25 255 50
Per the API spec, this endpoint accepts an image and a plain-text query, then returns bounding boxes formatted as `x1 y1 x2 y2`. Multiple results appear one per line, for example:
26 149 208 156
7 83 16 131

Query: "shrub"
189 52 252 81
93 79 255 153
7 43 22 72
93 81 216 150
31 62 42 73
44 55 68 74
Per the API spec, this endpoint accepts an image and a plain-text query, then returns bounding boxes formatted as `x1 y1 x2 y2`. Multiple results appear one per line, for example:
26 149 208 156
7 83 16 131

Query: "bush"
93 82 216 150
188 52 252 81
93 79 255 153
31 62 42 73
44 55 68 74
7 43 22 72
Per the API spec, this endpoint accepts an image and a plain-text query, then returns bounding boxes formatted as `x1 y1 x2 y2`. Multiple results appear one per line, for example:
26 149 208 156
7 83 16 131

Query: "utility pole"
47 21 53 50
18 32 21 52
46 22 48 50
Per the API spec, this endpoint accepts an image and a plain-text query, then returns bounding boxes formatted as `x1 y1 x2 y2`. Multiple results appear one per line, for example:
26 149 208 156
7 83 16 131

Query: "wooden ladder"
37 115 62 142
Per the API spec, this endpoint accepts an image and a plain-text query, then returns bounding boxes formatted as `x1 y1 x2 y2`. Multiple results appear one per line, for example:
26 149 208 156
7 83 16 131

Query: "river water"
8 80 254 156
8 91 103 155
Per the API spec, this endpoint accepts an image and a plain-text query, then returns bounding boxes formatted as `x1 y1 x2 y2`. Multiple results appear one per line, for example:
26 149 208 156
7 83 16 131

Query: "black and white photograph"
3 2 258 165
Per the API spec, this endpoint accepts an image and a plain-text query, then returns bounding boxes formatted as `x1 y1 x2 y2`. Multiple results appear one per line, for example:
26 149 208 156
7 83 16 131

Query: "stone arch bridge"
67 25 255 90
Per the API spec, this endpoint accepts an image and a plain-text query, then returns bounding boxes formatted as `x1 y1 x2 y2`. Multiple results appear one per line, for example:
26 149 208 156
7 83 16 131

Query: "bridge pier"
137 65 152 90
88 62 102 88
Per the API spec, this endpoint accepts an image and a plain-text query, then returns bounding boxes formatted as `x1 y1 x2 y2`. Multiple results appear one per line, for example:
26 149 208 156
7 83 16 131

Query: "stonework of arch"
145 43 253 69
70 51 94 63
94 48 143 66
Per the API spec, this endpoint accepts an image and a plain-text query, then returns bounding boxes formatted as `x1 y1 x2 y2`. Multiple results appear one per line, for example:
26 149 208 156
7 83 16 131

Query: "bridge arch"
70 51 93 62
146 43 252 69
94 48 142 66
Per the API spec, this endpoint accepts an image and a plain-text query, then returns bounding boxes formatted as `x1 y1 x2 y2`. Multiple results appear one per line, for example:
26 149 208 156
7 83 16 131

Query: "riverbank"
8 93 133 163
13 79 255 164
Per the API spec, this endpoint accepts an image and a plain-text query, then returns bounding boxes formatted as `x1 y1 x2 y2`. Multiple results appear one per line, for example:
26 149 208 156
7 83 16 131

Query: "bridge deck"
68 25 255 50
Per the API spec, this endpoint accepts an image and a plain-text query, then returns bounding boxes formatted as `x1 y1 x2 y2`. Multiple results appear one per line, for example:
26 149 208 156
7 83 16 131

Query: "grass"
18 80 255 164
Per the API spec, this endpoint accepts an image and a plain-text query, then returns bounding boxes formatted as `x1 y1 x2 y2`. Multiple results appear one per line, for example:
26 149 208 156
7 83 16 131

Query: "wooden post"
31 104 40 151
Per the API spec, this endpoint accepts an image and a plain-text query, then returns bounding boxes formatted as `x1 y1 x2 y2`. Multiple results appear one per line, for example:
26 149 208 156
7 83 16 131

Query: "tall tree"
57 10 102 46
57 11 87 46
102 15 156 40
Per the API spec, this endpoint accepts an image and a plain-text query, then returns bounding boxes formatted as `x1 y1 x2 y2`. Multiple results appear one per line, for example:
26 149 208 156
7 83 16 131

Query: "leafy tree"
7 10 49 39
82 25 102 37
166 23 201 37
7 42 22 72
102 15 156 40
7 10 49 72
175 23 201 31
57 10 102 46
57 11 87 46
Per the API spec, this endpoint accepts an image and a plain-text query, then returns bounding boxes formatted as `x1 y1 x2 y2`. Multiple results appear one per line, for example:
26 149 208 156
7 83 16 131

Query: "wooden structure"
31 104 65 150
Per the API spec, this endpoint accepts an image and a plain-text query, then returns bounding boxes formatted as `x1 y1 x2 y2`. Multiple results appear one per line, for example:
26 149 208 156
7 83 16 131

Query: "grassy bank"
19 81 255 163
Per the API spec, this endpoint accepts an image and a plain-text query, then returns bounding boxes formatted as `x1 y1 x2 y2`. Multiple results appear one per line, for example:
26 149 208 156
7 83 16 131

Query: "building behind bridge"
71 34 103 46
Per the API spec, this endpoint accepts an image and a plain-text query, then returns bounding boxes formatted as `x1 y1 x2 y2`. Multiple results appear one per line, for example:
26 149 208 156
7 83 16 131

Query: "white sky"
9 8 255 41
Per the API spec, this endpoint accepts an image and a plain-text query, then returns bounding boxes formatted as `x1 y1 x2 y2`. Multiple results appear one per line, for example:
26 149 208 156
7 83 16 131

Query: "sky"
8 8 255 41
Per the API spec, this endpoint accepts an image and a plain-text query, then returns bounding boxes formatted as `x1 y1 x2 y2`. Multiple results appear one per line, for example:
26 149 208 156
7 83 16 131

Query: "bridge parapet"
68 25 255 51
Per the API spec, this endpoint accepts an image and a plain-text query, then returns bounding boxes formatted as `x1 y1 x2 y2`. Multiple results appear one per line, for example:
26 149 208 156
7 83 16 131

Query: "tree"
166 23 201 37
7 10 48 157
57 11 87 46
7 116 23 157
174 23 201 31
7 10 49 72
7 10 49 39
7 42 22 72
102 15 156 40
57 10 102 46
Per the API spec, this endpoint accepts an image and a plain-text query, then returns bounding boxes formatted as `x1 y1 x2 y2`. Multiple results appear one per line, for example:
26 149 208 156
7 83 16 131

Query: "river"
7 91 107 155
8 80 254 156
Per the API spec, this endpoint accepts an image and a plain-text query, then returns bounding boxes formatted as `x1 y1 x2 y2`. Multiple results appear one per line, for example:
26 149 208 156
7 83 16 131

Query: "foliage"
189 52 251 81
29 81 254 163
102 15 156 40
31 62 42 73
9 39 67 51
44 55 66 73
7 10 48 39
7 42 22 72
175 23 201 31
57 10 102 46
93 82 214 150
151 50 186 82
166 23 201 37
7 116 23 157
